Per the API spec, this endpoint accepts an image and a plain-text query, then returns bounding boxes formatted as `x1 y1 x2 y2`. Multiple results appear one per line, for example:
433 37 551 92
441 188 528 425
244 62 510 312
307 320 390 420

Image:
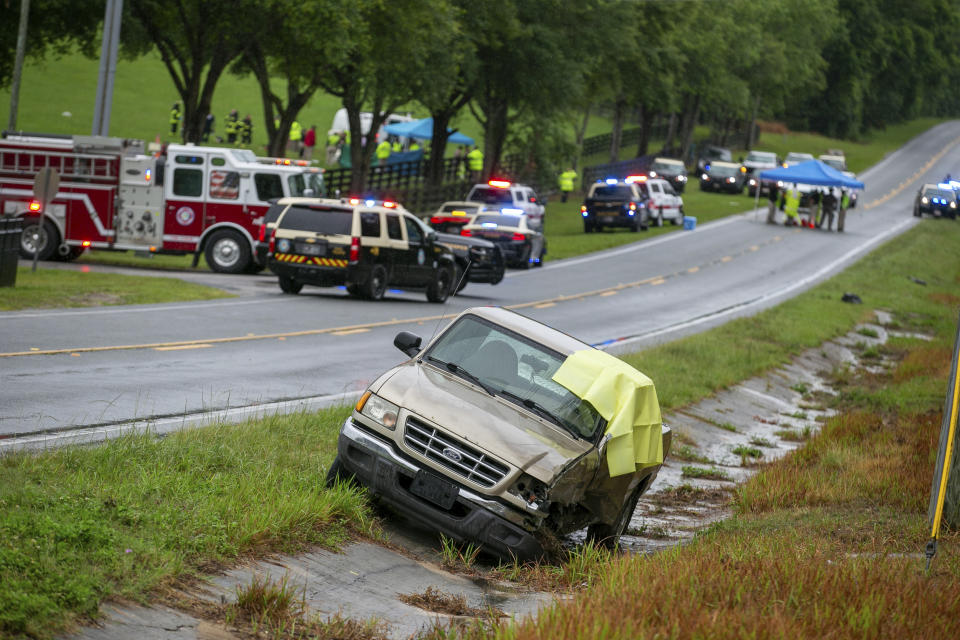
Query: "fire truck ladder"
0 148 119 183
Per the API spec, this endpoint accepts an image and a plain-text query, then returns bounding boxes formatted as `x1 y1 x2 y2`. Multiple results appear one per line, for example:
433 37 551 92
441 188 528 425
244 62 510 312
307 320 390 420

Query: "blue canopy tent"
383 117 475 146
755 159 865 218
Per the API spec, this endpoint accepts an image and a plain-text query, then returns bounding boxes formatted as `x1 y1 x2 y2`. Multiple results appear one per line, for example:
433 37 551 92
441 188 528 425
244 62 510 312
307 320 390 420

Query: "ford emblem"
441 447 463 463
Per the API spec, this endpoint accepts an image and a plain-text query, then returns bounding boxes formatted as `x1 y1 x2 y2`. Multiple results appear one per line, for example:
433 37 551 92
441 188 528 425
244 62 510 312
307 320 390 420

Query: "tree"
231 0 358 157
122 0 255 143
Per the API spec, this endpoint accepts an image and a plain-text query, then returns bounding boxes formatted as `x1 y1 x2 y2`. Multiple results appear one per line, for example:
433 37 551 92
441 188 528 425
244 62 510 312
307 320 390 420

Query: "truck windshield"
591 186 634 199
425 315 603 440
710 165 738 177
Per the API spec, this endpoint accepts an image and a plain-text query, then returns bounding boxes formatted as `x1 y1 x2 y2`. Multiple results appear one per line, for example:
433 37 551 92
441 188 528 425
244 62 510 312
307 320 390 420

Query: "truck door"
205 155 243 228
400 214 432 286
163 153 206 251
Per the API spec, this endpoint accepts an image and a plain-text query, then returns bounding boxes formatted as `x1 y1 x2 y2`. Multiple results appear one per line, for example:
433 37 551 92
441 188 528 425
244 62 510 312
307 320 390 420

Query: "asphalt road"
3 121 959 444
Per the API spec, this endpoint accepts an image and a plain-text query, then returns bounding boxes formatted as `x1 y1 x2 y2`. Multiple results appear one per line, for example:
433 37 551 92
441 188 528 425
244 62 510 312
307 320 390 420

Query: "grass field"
0 267 231 311
3 218 959 638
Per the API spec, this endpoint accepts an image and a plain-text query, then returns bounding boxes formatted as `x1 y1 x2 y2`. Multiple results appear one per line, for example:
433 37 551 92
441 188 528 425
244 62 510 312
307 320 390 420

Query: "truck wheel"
19 218 59 261
913 204 921 217
630 220 639 232
586 481 645 551
325 455 358 489
205 230 251 274
584 221 594 233
364 264 388 301
278 275 303 294
58 246 86 262
426 264 453 302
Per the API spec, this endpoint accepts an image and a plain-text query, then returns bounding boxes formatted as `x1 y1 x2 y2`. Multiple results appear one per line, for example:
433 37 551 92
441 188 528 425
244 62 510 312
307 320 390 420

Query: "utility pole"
91 0 124 137
7 0 31 132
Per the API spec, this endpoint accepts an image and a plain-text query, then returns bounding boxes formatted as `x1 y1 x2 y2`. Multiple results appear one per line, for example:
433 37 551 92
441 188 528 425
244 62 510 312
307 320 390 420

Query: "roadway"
2 121 959 444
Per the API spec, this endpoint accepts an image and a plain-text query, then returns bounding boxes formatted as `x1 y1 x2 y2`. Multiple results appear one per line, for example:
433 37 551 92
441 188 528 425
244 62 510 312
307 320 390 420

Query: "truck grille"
404 416 509 488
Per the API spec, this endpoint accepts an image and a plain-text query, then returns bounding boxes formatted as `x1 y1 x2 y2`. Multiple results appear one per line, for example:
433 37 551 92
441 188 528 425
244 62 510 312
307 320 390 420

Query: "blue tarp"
759 160 864 190
383 117 475 146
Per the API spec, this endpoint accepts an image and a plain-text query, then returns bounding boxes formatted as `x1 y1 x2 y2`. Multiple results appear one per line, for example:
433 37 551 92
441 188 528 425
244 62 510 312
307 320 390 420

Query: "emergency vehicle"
0 132 323 273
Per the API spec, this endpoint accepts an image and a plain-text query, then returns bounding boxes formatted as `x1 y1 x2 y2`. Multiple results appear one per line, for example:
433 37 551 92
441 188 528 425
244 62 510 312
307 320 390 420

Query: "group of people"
168 102 253 146
767 184 853 232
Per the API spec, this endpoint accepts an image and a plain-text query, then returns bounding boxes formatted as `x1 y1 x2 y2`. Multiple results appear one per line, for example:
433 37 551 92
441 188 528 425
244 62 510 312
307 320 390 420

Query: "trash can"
0 217 23 287
683 215 697 231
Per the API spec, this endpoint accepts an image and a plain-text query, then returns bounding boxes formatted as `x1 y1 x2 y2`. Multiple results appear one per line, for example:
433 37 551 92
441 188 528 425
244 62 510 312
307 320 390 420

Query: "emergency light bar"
625 175 647 183
488 180 511 188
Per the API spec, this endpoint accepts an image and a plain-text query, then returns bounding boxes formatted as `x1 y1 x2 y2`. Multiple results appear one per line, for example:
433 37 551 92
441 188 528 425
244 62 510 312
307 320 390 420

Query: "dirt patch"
398 586 506 618
929 292 960 306
756 120 791 134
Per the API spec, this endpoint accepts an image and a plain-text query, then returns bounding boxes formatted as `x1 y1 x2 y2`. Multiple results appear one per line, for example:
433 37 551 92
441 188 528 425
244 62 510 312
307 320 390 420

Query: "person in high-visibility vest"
838 189 851 232
558 168 578 203
240 114 253 145
467 146 484 180
783 187 800 226
391 138 402 153
289 121 303 156
409 140 421 152
225 109 239 144
169 102 181 136
376 139 392 166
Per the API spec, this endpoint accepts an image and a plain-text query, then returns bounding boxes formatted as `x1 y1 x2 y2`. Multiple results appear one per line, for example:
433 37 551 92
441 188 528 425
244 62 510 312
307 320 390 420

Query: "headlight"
678 175 687 181
749 179 757 186
701 173 708 180
277 238 291 253
727 177 735 183
951 201 957 209
922 197 929 204
357 391 399 430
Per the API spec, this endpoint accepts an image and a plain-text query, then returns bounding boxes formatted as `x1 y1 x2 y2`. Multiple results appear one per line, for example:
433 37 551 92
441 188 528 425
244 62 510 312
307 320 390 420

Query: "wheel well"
197 223 254 254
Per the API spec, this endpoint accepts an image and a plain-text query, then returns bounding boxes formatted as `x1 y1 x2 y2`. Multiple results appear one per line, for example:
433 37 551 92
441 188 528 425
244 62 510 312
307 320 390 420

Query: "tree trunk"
663 112 678 155
481 96 509 180
573 104 591 170
427 115 453 188
609 97 625 164
745 95 761 150
680 94 701 162
636 104 652 158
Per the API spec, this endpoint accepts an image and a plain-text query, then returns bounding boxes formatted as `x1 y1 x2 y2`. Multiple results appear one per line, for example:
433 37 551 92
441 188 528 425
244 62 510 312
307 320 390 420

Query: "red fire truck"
0 132 324 273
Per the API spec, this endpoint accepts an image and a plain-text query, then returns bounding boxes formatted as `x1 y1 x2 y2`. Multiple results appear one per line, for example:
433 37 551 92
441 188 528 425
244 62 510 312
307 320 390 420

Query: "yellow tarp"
552 349 663 477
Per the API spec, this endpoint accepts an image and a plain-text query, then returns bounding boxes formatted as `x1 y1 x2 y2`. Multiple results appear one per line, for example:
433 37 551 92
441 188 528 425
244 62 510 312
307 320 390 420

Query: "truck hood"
377 361 592 482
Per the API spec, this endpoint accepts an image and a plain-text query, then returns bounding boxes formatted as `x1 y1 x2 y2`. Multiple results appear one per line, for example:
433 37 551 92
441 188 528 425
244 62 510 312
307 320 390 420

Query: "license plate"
297 242 326 256
409 471 458 510
602 216 616 223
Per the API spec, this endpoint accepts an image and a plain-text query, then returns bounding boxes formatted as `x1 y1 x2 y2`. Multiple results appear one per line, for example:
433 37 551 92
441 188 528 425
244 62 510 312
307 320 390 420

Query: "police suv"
465 180 546 230
267 197 457 302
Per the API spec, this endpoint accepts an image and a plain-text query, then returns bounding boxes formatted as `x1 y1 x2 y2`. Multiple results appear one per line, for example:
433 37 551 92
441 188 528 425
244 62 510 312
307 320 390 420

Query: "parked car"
627 176 684 227
647 157 688 193
783 151 815 166
465 180 546 230
580 179 650 232
267 197 456 301
327 306 671 560
743 150 779 197
913 183 957 219
460 213 545 268
699 161 746 193
696 145 732 174
428 201 485 234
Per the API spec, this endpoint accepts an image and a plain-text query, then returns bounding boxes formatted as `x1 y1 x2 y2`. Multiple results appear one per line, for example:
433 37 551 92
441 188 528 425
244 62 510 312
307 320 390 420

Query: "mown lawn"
3 218 959 638
0 267 231 311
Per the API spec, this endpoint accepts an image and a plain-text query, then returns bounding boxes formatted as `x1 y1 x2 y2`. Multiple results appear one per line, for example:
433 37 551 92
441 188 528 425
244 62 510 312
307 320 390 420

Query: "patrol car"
465 180 546 230
913 184 957 219
580 179 651 232
267 197 457 302
428 201 485 233
699 161 745 193
624 175 685 227
743 150 779 196
647 157 688 193
461 213 545 268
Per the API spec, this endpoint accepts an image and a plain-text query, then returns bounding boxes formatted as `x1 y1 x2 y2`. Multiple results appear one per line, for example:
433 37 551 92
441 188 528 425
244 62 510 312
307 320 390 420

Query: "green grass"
681 466 731 481
0 267 231 311
0 407 372 638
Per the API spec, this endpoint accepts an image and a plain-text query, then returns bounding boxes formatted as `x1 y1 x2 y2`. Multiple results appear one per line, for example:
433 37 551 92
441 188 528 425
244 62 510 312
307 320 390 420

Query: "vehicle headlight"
922 197 929 204
951 201 957 209
277 238 291 253
356 391 399 430
508 473 549 510
727 177 735 183
678 175 687 181
701 173 708 180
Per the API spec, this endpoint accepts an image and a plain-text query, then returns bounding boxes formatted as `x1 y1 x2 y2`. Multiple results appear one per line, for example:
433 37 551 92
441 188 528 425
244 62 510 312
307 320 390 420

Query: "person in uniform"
225 109 239 144
467 146 484 181
240 114 253 145
201 113 215 142
169 102 181 136
558 167 578 203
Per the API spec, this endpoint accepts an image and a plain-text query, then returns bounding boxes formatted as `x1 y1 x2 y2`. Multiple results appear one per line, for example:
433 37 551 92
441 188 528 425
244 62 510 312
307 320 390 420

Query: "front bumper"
919 203 955 217
336 417 545 561
584 209 647 228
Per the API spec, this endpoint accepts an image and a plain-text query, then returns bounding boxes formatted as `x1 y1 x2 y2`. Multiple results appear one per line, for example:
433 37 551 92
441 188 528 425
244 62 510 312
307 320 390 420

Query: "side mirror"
394 331 422 357
427 230 437 243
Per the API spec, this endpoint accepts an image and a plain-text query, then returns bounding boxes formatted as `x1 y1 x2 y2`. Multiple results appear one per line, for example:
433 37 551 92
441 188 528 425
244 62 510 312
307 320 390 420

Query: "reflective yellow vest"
467 148 483 171
392 141 402 152
784 190 800 218
409 141 421 152
559 170 577 191
169 106 180 125
376 140 392 160
289 121 302 141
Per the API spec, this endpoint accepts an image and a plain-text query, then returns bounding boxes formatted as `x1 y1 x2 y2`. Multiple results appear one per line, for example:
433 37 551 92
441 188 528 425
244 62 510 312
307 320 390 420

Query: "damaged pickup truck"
327 307 671 560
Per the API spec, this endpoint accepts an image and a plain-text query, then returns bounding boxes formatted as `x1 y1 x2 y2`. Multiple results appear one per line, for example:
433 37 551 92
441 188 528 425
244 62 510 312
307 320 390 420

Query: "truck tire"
325 455 358 488
205 229 251 274
363 264 388 301
58 245 86 262
585 481 645 551
278 275 303 294
426 264 453 302
19 218 59 261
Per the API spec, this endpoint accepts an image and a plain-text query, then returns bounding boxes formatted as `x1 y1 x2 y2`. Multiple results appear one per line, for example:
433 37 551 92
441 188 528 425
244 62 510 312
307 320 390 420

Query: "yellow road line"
155 344 213 351
687 266 699 273
721 256 733 263
650 278 666 286
600 291 618 297
331 328 371 336
534 302 556 309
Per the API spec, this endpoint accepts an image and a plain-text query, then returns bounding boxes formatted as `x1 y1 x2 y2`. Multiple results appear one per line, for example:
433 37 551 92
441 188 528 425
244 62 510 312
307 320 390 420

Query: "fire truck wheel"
205 230 251 274
19 218 59 261
278 275 303 294
58 246 86 262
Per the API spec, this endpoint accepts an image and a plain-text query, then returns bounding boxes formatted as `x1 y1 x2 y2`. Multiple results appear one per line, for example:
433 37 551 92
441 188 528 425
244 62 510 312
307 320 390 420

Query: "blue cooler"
683 215 697 231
